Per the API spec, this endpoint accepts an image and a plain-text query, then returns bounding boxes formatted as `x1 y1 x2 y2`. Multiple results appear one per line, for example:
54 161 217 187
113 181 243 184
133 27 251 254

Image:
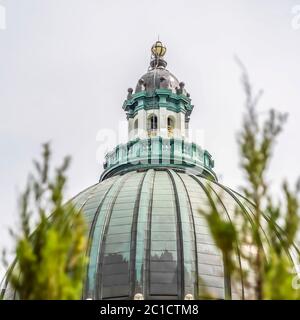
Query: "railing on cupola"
100 137 216 181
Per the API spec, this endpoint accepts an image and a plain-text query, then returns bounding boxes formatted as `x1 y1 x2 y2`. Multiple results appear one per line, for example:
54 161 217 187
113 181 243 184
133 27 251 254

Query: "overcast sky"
1 0 300 278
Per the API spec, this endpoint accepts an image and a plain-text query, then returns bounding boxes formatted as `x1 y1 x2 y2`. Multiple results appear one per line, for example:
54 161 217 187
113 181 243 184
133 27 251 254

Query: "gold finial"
151 40 166 58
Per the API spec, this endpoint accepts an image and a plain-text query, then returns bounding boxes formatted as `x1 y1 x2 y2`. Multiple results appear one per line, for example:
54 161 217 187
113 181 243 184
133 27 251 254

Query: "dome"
67 168 259 300
135 68 187 95
0 167 291 300
1 41 291 301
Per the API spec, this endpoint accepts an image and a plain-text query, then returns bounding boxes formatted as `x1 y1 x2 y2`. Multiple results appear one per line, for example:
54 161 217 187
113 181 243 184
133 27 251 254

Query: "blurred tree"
200 63 300 300
1 143 87 300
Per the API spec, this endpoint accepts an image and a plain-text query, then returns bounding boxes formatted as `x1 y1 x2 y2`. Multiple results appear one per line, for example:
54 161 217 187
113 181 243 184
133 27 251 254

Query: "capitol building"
2 41 291 300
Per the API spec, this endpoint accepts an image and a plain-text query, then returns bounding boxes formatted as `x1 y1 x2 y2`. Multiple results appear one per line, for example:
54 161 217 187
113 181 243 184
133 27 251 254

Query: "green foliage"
264 250 299 299
199 193 238 299
200 194 237 273
2 144 88 300
199 62 300 300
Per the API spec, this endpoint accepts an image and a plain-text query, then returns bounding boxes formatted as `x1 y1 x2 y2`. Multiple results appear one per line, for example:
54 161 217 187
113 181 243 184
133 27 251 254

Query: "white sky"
1 0 300 278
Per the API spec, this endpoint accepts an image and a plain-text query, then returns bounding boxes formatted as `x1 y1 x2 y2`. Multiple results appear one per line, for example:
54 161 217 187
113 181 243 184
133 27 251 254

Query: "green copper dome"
61 167 291 300
65 169 264 299
1 167 292 300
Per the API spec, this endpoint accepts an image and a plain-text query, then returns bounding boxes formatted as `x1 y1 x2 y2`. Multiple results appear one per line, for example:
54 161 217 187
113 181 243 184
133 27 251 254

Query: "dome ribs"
95 173 134 299
128 170 149 298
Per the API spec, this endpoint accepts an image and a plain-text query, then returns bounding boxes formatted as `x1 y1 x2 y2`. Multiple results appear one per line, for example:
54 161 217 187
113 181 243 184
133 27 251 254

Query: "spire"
149 40 167 69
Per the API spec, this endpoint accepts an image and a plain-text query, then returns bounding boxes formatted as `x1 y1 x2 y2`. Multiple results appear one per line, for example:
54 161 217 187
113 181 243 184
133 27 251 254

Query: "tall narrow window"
148 114 158 137
167 117 175 137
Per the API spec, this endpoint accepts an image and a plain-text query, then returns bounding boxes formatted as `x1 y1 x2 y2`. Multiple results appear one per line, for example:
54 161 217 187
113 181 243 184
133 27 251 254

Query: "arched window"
150 115 157 130
167 116 175 137
148 114 158 136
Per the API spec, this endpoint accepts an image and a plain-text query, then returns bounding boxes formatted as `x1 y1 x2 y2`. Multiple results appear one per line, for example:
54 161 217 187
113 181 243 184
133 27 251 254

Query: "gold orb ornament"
151 41 166 58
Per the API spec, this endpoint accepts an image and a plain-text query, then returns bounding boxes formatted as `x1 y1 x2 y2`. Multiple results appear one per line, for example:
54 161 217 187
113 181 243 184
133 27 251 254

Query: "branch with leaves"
199 62 300 300
1 143 88 300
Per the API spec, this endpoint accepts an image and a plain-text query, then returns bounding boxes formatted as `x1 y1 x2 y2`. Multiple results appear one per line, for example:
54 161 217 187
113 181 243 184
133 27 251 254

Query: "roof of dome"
75 169 272 300
135 68 187 95
1 168 291 300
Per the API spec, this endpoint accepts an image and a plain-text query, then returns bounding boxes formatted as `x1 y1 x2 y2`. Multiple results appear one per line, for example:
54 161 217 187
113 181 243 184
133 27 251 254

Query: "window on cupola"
148 114 158 137
168 116 175 137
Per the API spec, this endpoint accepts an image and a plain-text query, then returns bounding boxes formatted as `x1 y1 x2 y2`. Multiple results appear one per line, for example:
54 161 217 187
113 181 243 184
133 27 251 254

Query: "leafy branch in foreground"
2 143 88 300
199 62 300 299
199 193 238 300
